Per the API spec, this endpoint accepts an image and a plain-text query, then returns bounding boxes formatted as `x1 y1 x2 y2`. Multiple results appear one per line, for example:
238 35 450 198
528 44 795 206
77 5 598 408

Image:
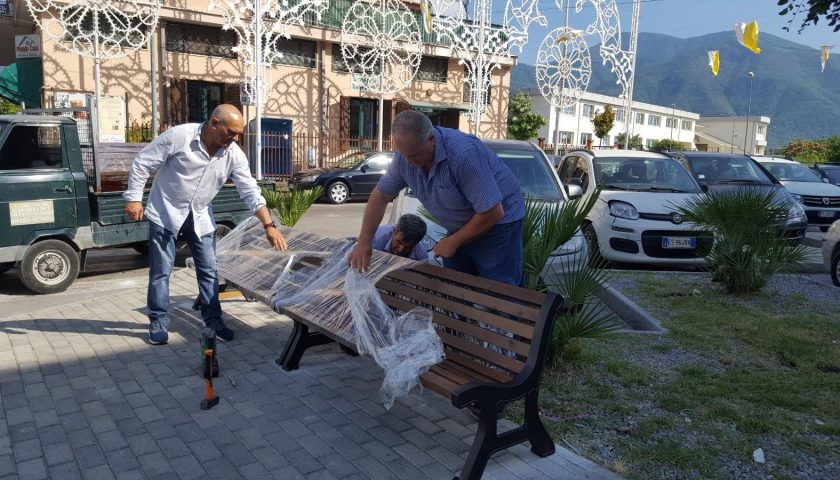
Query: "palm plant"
523 194 621 360
675 189 808 294
262 186 324 227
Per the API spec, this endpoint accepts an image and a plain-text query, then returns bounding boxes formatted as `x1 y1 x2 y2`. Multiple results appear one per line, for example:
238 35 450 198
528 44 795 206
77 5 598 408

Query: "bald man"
124 104 286 345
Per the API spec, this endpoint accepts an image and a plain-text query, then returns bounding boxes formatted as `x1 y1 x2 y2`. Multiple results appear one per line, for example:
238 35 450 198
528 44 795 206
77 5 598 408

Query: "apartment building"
695 115 771 155
529 90 699 150
8 0 512 145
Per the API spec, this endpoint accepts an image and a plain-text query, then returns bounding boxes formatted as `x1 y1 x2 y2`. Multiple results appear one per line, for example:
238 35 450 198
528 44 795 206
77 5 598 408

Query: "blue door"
249 118 292 176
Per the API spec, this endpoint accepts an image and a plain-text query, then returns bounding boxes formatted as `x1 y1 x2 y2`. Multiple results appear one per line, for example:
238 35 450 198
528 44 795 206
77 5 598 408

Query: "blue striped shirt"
377 128 524 233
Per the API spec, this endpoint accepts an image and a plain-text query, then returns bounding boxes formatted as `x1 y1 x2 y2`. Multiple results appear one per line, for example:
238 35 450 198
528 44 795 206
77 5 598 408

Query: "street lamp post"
744 72 754 155
670 103 675 143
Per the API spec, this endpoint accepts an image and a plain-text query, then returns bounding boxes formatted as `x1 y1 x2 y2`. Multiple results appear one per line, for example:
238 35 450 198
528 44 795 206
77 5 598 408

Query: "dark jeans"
147 213 223 331
443 219 524 287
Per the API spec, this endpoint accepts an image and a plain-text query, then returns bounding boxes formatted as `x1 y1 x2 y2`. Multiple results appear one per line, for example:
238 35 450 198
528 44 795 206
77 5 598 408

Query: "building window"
648 115 661 127
614 109 625 122
681 120 692 130
757 125 766 135
580 133 592 145
463 82 491 104
332 44 381 74
635 112 645 125
416 57 448 83
666 118 678 129
0 0 11 16
187 81 223 123
271 38 316 68
582 104 594 118
350 98 378 138
560 104 575 116
558 131 573 144
166 22 237 58
645 138 654 148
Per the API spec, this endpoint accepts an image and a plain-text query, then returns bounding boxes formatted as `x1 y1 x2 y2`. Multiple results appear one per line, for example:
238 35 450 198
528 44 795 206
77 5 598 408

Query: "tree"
592 105 615 147
507 92 547 141
778 0 840 33
650 139 683 152
615 132 642 150
781 138 828 165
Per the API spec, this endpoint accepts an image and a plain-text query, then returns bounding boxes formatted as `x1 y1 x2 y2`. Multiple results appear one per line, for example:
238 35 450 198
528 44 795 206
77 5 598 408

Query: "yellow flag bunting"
821 45 833 73
555 29 584 44
708 51 720 76
421 0 433 35
735 21 761 54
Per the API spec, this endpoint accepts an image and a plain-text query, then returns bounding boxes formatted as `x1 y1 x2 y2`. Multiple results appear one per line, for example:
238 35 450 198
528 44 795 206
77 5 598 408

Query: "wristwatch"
263 222 277 229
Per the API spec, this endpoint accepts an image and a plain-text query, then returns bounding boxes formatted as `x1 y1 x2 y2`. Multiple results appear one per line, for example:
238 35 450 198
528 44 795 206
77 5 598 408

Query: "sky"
509 0 840 64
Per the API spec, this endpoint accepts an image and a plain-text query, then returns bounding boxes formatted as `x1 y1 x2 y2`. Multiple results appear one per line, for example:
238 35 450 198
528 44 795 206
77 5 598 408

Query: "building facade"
10 0 513 169
529 90 700 150
695 116 771 155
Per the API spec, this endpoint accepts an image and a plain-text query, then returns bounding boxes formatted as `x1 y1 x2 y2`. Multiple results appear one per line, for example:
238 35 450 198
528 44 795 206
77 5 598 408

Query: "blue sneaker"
215 326 234 342
149 321 169 345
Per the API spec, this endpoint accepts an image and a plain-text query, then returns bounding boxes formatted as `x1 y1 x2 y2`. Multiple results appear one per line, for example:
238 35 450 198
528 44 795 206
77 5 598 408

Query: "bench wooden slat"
380 295 532 356
438 331 525 375
445 350 515 383
386 270 541 322
435 359 497 385
410 263 547 306
377 278 535 340
420 370 462 399
429 364 472 386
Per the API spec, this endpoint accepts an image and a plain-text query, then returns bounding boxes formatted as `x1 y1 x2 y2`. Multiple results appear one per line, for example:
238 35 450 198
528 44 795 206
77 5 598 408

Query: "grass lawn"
513 273 840 480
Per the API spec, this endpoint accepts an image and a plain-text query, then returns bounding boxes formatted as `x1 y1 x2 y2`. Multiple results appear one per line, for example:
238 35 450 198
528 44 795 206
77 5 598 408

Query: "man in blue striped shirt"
348 111 525 286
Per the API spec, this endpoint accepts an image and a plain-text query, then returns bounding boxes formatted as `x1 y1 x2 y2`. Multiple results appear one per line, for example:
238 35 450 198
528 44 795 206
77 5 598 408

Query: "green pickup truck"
0 111 259 294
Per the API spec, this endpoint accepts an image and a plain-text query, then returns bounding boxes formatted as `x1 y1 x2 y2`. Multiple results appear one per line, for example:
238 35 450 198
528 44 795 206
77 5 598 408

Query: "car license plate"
662 237 696 249
818 210 835 218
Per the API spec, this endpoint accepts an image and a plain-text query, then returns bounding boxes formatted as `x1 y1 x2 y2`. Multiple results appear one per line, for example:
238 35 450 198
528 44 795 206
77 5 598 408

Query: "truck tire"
18 240 80 294
132 242 149 255
215 223 232 242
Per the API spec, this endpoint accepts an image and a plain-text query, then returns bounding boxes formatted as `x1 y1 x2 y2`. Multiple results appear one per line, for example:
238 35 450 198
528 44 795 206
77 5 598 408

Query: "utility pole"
743 72 754 155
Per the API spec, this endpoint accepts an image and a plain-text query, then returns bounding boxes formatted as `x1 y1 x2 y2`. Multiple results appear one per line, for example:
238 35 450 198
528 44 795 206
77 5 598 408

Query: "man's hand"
432 236 460 259
125 202 144 221
265 227 287 251
348 243 373 272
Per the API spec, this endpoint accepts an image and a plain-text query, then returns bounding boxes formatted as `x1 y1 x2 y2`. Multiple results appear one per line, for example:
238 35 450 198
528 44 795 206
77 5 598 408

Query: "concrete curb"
802 236 821 249
595 284 665 333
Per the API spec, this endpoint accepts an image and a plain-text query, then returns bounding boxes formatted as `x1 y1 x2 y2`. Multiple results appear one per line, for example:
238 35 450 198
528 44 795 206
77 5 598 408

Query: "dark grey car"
667 152 808 242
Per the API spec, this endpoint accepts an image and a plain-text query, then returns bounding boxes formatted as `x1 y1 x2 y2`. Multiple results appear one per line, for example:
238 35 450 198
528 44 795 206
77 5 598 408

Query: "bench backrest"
376 263 563 383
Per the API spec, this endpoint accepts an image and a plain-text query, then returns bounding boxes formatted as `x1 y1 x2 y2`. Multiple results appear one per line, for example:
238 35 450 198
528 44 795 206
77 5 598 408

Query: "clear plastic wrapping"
215 215 444 407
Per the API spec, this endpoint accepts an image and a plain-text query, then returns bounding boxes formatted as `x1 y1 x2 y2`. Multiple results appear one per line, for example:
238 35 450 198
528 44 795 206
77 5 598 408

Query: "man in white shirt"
124 104 286 345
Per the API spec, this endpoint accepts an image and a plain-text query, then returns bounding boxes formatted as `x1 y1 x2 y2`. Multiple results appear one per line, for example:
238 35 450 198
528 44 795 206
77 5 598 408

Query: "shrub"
126 117 154 143
675 189 808 294
650 139 683 152
262 186 323 227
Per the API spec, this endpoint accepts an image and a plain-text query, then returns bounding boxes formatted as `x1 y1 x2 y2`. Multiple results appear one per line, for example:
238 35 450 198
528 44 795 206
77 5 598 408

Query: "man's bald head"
204 104 245 152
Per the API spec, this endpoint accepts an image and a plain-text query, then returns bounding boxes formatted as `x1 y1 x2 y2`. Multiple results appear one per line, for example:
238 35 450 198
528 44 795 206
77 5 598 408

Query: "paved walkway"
0 268 623 480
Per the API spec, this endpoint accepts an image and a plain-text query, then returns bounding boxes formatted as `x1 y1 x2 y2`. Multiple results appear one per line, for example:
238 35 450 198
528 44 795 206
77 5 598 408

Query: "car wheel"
132 242 149 255
583 223 603 265
215 223 232 242
832 247 840 287
18 240 80 294
327 181 349 204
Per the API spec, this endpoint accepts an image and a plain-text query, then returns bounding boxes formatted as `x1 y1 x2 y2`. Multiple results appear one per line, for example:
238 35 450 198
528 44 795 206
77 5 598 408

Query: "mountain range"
511 31 840 149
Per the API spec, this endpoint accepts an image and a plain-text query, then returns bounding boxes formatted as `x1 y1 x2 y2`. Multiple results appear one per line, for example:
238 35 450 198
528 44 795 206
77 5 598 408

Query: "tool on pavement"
200 347 220 410
200 327 219 378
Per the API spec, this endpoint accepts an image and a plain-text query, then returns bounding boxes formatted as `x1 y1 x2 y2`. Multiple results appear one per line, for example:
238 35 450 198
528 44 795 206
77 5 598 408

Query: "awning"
0 61 41 107
396 97 470 113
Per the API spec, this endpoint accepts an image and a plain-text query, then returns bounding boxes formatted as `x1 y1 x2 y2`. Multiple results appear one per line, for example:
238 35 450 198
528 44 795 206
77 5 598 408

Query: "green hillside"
512 32 840 149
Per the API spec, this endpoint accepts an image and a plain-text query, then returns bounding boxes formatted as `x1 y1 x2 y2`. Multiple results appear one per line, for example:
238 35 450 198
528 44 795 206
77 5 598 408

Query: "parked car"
290 151 396 204
812 164 840 186
668 152 808 242
546 154 563 169
754 156 840 232
557 149 710 265
822 220 840 286
387 139 587 279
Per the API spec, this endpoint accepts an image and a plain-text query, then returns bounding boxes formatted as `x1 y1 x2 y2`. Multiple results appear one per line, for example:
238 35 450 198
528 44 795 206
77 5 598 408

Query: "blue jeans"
147 213 223 331
443 219 524 287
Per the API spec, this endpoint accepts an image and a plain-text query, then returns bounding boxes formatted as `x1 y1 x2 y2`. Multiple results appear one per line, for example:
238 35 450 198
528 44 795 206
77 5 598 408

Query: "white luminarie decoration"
208 0 329 179
26 0 161 142
434 0 545 135
340 0 422 151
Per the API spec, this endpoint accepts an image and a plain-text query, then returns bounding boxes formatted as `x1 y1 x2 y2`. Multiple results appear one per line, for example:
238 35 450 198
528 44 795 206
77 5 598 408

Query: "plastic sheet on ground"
215 215 444 408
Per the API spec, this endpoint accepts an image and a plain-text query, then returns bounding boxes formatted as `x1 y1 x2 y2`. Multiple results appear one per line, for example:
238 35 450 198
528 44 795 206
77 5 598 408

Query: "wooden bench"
277 262 565 480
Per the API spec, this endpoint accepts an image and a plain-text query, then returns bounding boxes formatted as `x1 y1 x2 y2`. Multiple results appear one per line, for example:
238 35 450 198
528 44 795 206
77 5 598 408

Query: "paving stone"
281 448 324 475
220 442 257 467
144 419 177 440
48 461 83 480
248 446 288 471
96 430 129 453
89 416 118 434
168 455 206 480
202 458 241 480
16 457 48 480
126 433 158 457
44 443 75 467
12 438 42 462
105 448 141 473
157 437 191 460
137 452 174 477
82 464 116 480
67 428 97 448
319 452 362 477
60 412 89 432
74 444 107 470
0 455 14 477
37 424 66 446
